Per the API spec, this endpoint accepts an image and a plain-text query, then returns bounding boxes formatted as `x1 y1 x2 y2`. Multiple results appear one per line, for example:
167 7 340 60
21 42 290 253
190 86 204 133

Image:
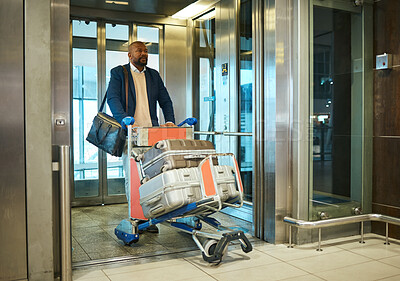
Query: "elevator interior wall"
0 0 27 279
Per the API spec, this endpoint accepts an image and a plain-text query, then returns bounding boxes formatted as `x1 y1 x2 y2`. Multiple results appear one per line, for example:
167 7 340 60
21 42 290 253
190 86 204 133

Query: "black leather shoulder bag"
86 66 129 157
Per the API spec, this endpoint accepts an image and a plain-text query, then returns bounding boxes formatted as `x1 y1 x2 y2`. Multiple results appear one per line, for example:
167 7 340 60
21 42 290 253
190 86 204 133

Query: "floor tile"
73 269 108 280
257 242 343 262
287 249 371 274
73 276 110 281
379 255 400 269
106 262 211 281
280 274 324 281
378 274 400 281
211 262 309 281
314 261 400 281
180 276 216 281
185 247 280 274
124 243 169 255
335 237 391 250
347 243 400 260
103 258 186 275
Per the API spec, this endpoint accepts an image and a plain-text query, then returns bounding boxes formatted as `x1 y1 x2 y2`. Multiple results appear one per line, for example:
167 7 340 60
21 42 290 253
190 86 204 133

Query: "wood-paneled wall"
373 0 400 239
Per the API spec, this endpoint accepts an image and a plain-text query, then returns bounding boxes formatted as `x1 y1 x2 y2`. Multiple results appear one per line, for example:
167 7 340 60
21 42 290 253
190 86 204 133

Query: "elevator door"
192 0 253 218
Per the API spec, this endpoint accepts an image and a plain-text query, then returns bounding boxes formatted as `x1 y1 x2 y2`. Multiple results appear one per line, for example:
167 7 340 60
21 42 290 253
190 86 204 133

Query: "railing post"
288 225 293 248
60 145 72 281
317 228 322 251
360 221 365 244
385 222 390 245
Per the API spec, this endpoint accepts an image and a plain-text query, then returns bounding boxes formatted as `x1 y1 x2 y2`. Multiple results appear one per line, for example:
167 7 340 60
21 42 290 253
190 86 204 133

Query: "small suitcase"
139 165 240 218
139 139 217 181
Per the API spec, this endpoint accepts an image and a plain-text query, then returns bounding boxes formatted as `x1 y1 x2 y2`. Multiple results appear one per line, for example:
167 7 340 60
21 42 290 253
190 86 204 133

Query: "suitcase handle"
183 154 207 160
149 205 165 216
144 195 162 206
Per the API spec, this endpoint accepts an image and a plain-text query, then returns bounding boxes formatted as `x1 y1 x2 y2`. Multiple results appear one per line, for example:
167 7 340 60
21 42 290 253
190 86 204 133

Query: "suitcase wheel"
135 154 143 162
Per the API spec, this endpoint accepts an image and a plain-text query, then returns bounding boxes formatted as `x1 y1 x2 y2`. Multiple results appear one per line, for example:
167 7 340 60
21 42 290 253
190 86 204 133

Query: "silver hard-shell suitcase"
139 165 240 219
139 139 216 181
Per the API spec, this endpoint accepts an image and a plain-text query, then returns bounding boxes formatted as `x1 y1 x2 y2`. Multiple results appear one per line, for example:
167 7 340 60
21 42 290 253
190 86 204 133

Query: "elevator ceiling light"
197 9 216 20
172 0 218 19
105 1 129 5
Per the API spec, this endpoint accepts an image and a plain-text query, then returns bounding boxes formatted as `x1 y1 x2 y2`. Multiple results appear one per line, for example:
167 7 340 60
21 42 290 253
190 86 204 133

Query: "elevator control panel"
376 53 392 70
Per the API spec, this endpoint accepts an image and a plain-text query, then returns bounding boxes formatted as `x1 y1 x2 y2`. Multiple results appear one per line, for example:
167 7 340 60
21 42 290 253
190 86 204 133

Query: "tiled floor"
73 233 400 281
72 204 254 263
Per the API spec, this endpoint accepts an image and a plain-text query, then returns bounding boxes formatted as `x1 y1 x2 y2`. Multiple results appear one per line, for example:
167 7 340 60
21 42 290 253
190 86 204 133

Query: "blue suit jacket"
106 63 175 126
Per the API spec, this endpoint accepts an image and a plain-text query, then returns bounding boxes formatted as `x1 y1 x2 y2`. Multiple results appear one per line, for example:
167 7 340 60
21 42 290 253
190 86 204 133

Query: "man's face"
128 43 148 67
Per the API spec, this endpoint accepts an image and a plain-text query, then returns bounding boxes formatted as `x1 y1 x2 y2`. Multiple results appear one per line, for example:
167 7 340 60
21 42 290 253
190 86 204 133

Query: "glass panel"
72 20 99 198
105 23 129 41
137 26 159 43
105 23 129 196
194 10 216 143
72 20 97 38
311 6 363 219
137 26 160 71
239 0 253 202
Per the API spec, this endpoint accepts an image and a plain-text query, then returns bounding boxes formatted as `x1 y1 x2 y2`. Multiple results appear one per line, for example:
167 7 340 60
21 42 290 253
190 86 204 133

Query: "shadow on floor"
72 203 255 263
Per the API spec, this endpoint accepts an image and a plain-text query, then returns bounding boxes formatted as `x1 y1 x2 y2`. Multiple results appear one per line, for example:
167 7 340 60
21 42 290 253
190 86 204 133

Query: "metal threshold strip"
73 237 260 270
283 214 400 251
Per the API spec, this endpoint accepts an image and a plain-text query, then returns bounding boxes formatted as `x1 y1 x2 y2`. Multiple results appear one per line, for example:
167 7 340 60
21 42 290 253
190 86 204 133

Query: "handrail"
195 131 253 136
283 214 400 251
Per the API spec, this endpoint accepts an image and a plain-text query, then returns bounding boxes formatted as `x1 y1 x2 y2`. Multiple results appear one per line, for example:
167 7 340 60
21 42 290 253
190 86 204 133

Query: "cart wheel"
126 239 139 246
203 239 218 257
202 239 228 262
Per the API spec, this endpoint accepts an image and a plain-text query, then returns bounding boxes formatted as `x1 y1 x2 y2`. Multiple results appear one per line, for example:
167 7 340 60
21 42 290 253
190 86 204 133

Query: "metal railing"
195 131 253 137
284 214 400 251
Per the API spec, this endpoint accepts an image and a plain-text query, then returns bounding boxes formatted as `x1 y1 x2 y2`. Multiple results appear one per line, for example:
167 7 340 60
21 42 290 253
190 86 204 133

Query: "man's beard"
136 57 147 66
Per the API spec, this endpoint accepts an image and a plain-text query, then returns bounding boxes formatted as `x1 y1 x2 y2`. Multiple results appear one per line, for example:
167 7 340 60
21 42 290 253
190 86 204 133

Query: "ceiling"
70 0 197 16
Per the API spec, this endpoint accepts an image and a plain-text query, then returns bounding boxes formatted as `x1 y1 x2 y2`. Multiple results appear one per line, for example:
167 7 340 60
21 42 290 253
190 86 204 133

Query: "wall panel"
0 0 27 280
373 0 400 239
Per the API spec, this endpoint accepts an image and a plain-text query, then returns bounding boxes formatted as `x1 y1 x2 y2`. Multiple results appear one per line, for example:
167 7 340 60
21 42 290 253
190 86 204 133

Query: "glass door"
72 20 161 206
72 20 100 203
310 1 366 220
104 23 130 200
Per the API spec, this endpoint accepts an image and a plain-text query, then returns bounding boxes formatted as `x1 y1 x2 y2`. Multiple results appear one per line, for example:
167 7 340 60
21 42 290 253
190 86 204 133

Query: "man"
107 41 176 233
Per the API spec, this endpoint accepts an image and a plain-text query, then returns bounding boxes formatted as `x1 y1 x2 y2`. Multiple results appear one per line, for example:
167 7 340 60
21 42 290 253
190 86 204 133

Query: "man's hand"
160 122 177 127
121 116 135 129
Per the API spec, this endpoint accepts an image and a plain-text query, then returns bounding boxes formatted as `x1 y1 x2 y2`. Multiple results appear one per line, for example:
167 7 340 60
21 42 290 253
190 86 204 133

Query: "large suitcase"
139 165 240 219
139 139 216 181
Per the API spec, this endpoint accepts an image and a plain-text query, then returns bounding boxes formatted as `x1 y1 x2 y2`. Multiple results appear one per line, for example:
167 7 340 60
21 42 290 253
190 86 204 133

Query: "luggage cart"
115 124 253 263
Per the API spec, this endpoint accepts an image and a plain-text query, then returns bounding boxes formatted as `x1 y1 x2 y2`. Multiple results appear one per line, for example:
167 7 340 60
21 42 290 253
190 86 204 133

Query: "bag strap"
121 65 129 113
99 65 129 113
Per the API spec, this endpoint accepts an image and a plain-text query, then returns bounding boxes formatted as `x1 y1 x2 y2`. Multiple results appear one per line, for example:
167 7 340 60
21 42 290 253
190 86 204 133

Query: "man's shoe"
146 224 159 233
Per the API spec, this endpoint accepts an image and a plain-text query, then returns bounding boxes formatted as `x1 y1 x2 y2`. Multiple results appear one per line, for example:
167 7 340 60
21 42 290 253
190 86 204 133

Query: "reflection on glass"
72 42 99 197
311 6 362 219
137 26 160 70
239 0 253 202
194 10 216 142
106 23 129 196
